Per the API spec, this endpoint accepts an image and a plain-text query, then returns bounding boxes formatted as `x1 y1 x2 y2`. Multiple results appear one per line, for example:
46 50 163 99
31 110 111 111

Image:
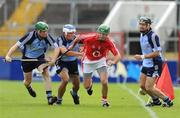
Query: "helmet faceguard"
139 17 152 25
63 24 76 35
139 17 152 33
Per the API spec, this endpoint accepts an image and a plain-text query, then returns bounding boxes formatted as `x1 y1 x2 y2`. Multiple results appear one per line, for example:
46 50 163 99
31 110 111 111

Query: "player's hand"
38 63 49 73
45 56 52 62
79 47 84 52
74 34 80 39
77 52 83 57
48 60 55 66
107 60 114 66
5 55 12 62
68 45 73 50
134 54 144 60
47 57 57 66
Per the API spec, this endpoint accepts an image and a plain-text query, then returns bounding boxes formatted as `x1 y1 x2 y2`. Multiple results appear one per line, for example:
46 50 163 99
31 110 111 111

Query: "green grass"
0 80 179 118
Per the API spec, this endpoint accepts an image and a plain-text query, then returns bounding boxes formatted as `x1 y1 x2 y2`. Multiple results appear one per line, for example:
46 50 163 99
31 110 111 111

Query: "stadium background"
0 0 179 84
0 0 179 118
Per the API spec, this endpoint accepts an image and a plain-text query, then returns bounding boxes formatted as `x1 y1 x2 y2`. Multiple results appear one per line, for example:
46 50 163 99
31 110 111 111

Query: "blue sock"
163 97 170 103
152 96 158 100
71 89 77 96
152 96 160 102
46 91 52 98
26 86 32 90
57 97 62 101
57 97 62 104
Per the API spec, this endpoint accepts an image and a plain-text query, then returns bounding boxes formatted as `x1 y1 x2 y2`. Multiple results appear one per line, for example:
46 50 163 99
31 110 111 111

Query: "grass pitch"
0 80 179 118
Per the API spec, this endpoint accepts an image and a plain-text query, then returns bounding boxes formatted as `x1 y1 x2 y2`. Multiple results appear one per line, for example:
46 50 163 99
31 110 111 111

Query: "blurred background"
0 0 179 85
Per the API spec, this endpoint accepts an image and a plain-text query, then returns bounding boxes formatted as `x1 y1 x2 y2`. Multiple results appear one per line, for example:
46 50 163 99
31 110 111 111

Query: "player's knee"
101 79 108 85
145 85 153 92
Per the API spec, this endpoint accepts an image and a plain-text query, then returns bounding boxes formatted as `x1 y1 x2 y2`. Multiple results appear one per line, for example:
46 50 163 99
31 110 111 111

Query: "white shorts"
82 59 107 74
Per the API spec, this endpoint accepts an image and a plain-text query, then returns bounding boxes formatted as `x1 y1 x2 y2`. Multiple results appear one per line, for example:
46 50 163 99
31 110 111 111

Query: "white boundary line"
119 84 159 118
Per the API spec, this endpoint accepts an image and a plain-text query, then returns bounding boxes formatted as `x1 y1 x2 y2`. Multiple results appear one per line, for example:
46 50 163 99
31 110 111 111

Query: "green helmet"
35 21 49 31
97 24 110 35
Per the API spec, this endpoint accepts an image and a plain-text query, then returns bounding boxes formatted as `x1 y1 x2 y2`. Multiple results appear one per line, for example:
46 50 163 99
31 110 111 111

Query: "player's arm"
143 51 160 58
107 40 121 66
134 51 160 60
47 34 59 48
134 34 161 60
5 32 33 62
5 43 19 62
48 35 63 65
61 46 82 57
68 36 81 50
49 47 61 65
113 53 121 64
107 52 121 66
49 46 82 66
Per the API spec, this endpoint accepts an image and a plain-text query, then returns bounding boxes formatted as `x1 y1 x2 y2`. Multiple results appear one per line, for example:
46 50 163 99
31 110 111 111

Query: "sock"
86 85 92 91
102 96 107 99
46 91 52 99
151 96 160 103
102 96 108 104
151 96 158 100
163 97 170 103
26 85 32 91
57 97 62 104
71 89 77 96
57 97 62 101
153 98 161 104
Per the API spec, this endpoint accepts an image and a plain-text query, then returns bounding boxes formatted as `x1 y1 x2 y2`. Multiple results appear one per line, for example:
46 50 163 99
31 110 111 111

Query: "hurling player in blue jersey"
50 24 82 105
5 21 58 105
134 17 173 107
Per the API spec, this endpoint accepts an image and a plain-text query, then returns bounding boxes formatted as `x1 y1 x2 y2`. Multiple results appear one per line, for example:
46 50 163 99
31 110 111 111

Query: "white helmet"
63 24 76 35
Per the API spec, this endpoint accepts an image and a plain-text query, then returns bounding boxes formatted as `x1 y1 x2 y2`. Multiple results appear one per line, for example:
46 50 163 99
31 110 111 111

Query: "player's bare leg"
70 75 80 94
42 67 57 105
139 73 155 96
42 68 52 91
57 68 69 104
145 77 173 107
139 73 161 106
70 74 80 104
83 73 93 95
23 72 32 87
23 72 36 97
97 66 110 107
139 73 147 93
98 71 108 99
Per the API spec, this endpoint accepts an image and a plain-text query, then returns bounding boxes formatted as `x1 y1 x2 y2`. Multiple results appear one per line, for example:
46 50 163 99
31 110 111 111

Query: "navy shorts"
141 62 163 78
21 55 46 73
56 59 79 75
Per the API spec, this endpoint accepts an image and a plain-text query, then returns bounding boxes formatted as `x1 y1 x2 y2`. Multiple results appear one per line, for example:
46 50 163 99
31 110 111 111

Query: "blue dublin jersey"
140 30 163 67
56 35 79 61
17 30 58 58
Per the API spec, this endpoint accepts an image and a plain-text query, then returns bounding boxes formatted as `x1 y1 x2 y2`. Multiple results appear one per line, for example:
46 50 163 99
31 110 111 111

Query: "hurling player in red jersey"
70 24 121 107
